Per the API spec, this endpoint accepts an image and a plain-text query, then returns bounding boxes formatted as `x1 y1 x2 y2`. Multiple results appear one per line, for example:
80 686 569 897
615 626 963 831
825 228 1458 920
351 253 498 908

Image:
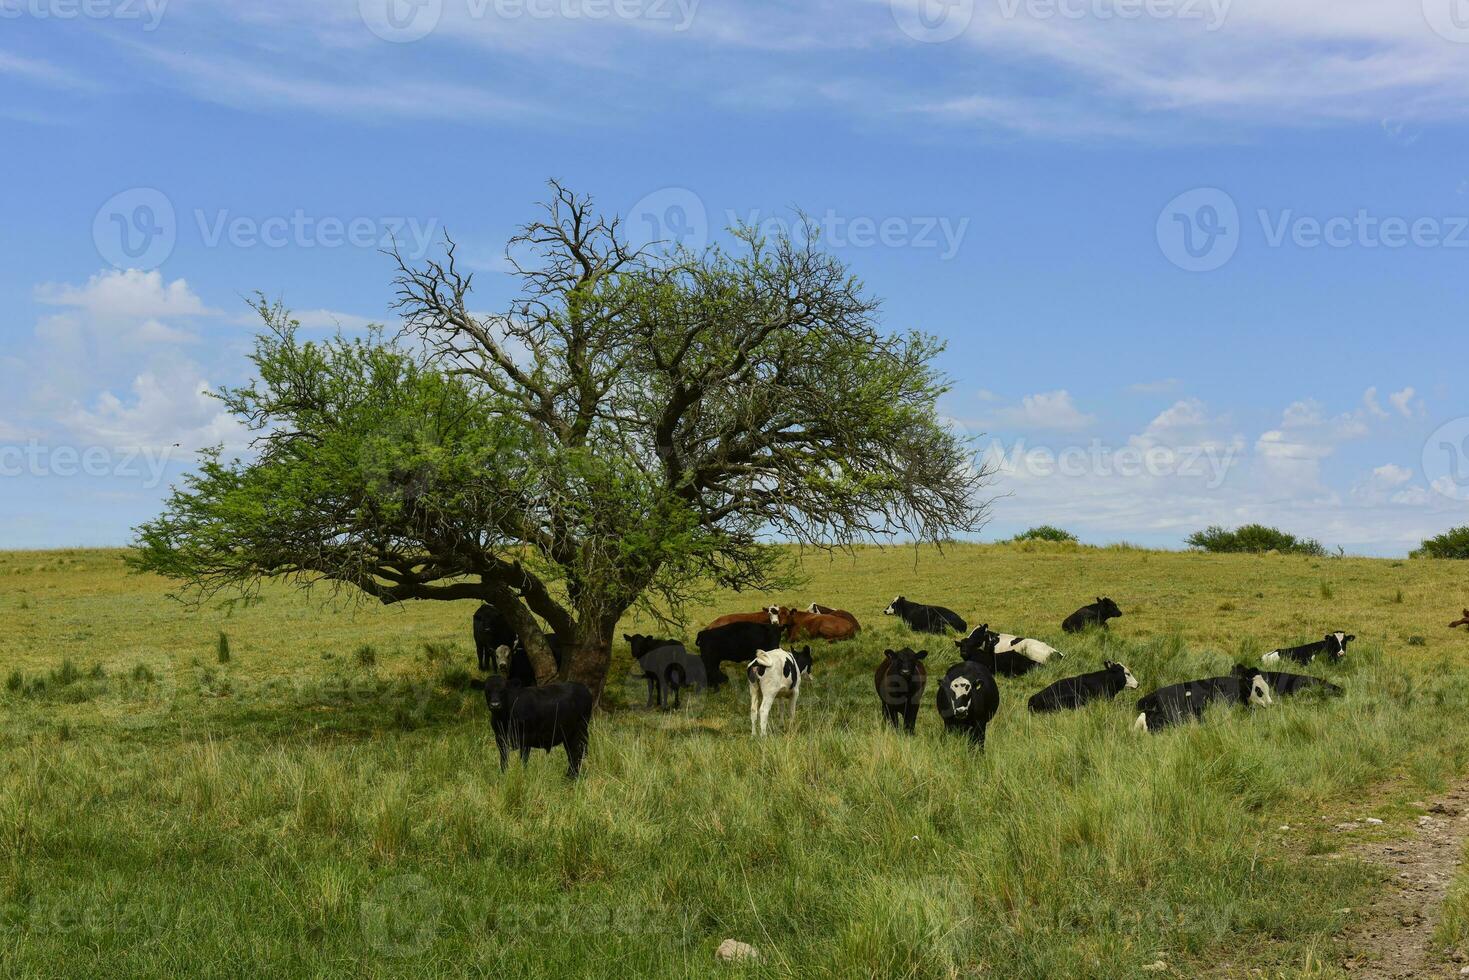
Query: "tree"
1186 524 1326 557
131 183 991 699
1412 526 1469 560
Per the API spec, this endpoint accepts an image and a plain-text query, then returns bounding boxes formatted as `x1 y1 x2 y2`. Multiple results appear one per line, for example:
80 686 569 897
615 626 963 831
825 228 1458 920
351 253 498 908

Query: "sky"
2 0 1468 555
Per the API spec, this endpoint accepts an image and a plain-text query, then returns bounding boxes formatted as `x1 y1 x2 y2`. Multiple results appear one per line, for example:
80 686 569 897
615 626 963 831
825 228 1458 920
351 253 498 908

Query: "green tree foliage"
131 183 991 697
1010 526 1077 544
1185 524 1326 557
1412 526 1469 560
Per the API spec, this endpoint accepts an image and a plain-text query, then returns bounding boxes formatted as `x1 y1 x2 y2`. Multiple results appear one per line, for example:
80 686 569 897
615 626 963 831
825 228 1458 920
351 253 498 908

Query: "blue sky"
3 0 1468 554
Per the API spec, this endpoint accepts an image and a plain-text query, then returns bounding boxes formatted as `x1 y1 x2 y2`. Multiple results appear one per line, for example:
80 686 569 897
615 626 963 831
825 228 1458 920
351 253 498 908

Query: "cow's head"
884 596 905 616
477 673 516 712
624 634 652 659
883 647 927 683
1325 632 1355 660
1105 660 1139 689
1233 664 1273 707
947 675 974 717
793 645 814 679
954 625 998 658
1096 597 1122 619
491 644 513 674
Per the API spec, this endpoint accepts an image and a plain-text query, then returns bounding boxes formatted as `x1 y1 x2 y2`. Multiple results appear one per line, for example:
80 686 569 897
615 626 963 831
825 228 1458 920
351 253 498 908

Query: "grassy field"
3 543 1469 978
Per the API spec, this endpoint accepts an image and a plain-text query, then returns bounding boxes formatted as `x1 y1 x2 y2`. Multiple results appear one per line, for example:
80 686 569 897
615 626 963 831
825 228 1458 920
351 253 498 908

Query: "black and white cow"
471 674 594 779
1258 671 1344 698
1132 665 1273 733
1260 632 1354 666
473 603 517 672
1028 661 1138 713
884 596 967 635
747 645 814 736
955 625 1045 677
696 621 784 688
472 604 565 684
958 626 1062 664
625 634 706 709
1061 597 1123 634
874 647 928 734
935 661 1000 748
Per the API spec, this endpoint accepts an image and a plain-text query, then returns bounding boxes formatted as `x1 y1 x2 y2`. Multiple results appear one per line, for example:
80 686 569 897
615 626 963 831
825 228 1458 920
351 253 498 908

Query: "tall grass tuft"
216 631 231 663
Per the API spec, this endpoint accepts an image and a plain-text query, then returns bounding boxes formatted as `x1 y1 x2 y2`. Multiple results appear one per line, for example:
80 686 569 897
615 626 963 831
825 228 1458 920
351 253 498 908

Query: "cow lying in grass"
1260 631 1354 666
768 606 859 641
874 647 927 734
1028 661 1138 713
1450 609 1469 630
955 626 1045 677
936 660 1000 748
747 646 813 736
1061 597 1122 633
472 674 594 779
1132 665 1273 733
625 634 705 709
806 603 861 631
885 596 967 634
958 626 1062 666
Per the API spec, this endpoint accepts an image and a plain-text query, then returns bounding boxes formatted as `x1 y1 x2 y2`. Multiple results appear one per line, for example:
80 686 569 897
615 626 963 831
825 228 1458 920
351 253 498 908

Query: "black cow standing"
694 621 783 688
1258 671 1344 698
1028 661 1139 713
471 674 594 779
471 604 565 685
625 633 706 709
954 625 1044 677
874 647 928 734
884 596 967 634
1061 597 1123 634
935 661 1000 748
1132 665 1272 733
1260 632 1354 666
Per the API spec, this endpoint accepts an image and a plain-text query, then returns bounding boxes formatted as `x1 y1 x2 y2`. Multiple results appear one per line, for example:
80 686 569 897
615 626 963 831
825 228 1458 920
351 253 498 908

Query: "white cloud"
1388 386 1418 418
994 390 1095 431
65 367 246 454
1372 463 1413 486
36 269 213 319
1363 386 1390 419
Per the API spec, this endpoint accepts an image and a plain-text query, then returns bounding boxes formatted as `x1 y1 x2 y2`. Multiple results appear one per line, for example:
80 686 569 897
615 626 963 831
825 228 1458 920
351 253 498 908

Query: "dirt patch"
1337 782 1469 978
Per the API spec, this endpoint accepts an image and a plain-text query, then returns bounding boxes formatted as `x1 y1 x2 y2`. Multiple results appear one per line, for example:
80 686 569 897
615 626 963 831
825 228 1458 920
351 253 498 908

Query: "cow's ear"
953 638 962 647
882 649 895 659
1346 635 1355 642
1103 660 1115 669
914 650 928 660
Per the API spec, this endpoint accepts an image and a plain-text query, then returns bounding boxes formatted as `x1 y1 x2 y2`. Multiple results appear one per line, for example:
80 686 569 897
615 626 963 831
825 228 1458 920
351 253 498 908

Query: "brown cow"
706 611 772 631
805 603 861 632
768 606 859 641
1451 609 1469 629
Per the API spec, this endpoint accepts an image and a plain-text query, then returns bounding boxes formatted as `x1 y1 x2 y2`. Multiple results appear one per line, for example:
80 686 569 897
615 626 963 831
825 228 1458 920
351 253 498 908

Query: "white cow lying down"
746 646 814 736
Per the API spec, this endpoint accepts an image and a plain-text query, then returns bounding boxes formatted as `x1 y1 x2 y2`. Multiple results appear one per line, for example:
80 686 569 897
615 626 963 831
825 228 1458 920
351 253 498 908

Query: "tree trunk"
561 616 617 704
480 577 561 684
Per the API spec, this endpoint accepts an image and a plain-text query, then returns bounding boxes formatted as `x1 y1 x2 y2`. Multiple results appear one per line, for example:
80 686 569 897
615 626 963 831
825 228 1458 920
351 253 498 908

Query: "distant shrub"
1407 635 1427 647
1187 524 1327 557
50 659 82 687
1412 526 1469 560
1011 525 1077 544
354 644 378 668
131 663 157 684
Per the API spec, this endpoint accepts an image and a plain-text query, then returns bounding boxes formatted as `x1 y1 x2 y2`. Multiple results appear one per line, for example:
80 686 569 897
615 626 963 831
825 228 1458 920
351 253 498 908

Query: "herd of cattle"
468 595 1352 778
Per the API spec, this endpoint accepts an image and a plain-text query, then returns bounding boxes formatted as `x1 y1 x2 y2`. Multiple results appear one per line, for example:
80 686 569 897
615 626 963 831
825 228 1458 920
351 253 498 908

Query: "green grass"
2 544 1469 977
